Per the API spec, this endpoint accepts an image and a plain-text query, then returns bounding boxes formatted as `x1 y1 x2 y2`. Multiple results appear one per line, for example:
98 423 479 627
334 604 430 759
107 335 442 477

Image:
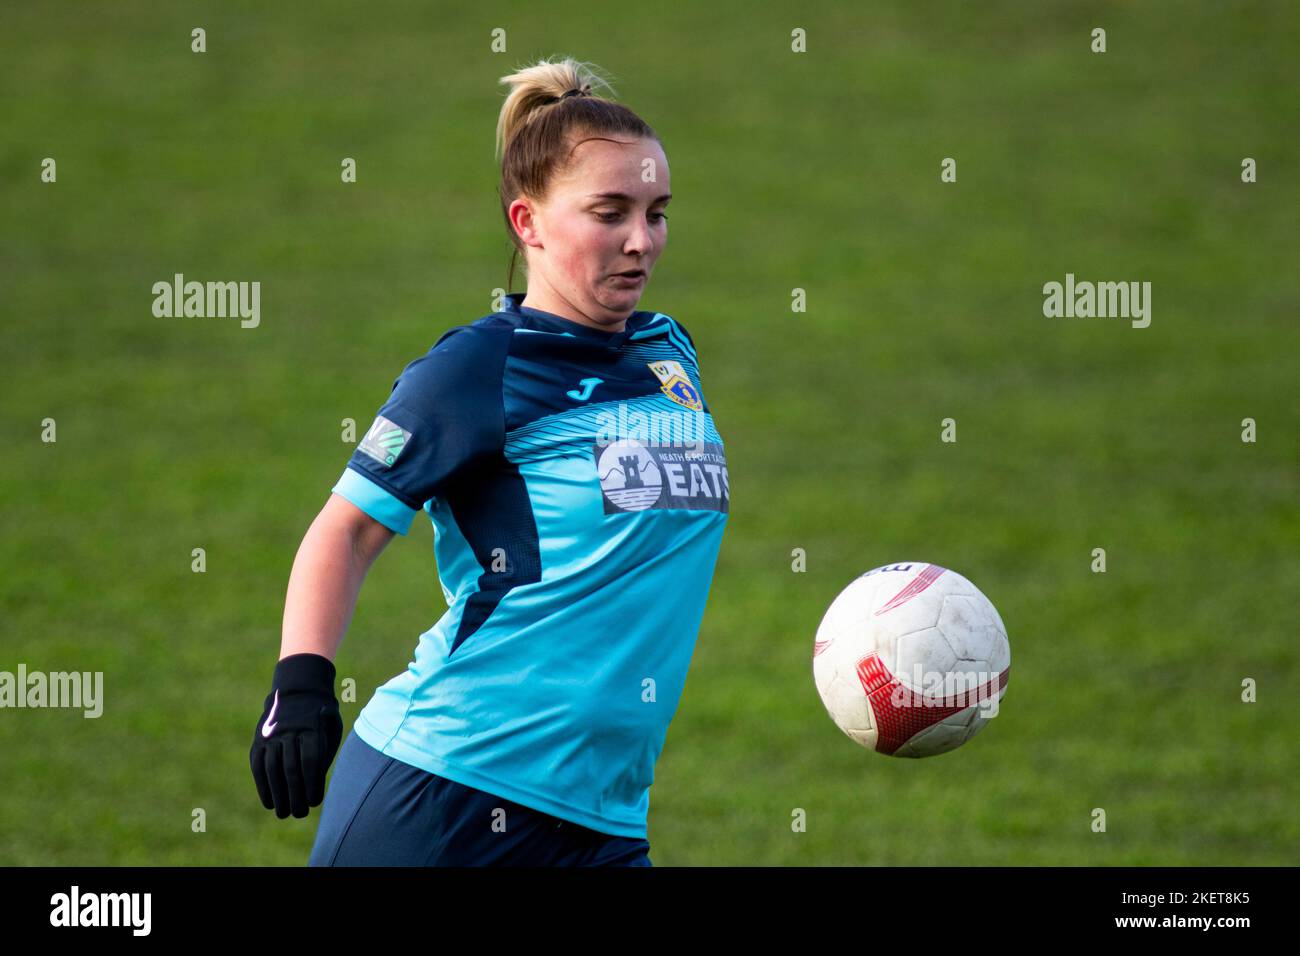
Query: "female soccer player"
250 57 729 866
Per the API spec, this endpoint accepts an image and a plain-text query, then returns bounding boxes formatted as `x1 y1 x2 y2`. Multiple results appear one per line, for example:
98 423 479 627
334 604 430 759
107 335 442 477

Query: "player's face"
515 135 670 329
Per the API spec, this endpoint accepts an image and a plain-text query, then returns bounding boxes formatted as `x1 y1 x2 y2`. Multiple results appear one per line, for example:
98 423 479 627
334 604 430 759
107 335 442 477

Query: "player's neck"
520 288 628 335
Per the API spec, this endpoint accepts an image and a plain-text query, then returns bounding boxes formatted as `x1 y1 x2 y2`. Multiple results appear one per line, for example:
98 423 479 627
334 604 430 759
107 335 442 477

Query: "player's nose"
623 216 658 256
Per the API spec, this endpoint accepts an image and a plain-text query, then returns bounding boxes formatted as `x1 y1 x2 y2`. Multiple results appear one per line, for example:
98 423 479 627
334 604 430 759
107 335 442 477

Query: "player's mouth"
611 269 645 286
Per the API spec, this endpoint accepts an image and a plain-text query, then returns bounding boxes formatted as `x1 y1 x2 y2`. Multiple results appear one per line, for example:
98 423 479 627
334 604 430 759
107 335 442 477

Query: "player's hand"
250 653 343 819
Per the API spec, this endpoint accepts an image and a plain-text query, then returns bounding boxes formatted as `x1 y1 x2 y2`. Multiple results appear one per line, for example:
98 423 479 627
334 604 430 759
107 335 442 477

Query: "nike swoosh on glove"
250 653 343 819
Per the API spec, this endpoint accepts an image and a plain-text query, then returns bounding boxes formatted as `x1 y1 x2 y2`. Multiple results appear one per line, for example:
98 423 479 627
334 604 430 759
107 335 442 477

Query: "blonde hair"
495 57 659 289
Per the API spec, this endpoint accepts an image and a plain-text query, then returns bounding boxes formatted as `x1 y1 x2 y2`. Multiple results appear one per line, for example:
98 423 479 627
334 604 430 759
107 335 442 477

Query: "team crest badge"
647 360 703 411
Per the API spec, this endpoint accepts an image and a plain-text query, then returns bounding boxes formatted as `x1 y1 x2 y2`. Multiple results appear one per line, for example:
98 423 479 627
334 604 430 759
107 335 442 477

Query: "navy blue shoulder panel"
342 321 513 509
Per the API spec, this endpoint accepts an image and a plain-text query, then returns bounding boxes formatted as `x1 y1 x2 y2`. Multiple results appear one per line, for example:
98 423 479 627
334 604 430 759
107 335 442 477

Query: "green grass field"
2 1 1296 865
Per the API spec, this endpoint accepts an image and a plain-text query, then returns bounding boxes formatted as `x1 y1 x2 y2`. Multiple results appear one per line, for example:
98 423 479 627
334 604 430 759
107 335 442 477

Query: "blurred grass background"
1 0 1296 865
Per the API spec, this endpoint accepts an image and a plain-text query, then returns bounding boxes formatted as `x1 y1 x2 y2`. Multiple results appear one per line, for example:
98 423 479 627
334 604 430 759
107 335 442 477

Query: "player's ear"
509 197 543 248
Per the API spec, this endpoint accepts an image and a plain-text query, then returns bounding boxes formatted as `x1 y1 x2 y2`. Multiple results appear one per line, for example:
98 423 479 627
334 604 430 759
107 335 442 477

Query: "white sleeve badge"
358 415 412 468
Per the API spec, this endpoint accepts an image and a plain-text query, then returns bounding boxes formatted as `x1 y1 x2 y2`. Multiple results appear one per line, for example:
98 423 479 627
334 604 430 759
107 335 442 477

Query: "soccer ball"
812 562 1010 758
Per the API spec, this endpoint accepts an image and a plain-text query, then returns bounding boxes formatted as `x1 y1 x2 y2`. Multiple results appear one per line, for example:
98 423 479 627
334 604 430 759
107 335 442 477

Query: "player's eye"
595 211 668 223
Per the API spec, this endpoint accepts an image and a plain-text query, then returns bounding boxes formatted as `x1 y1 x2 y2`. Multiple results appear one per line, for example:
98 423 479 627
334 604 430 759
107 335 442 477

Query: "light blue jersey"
331 293 729 837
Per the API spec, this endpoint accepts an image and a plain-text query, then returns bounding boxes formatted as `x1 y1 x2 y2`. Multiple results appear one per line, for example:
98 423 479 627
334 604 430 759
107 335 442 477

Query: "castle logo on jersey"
647 360 703 411
594 439 728 514
358 415 411 468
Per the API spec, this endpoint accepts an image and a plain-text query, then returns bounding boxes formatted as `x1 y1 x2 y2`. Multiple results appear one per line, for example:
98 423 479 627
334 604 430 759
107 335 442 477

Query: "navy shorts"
308 729 653 866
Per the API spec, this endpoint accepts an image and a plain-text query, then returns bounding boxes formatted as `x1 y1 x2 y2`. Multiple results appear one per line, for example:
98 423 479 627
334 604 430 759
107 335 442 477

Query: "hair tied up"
495 57 660 290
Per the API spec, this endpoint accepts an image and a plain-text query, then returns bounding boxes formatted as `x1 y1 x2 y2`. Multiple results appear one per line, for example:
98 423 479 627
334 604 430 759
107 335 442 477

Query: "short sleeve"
331 326 507 535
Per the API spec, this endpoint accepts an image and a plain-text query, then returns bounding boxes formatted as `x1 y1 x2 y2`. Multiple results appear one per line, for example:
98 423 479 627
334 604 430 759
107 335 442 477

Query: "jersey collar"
503 292 650 345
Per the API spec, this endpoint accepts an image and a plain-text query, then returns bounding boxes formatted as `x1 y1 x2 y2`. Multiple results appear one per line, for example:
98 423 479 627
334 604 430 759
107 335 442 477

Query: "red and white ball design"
813 562 1011 757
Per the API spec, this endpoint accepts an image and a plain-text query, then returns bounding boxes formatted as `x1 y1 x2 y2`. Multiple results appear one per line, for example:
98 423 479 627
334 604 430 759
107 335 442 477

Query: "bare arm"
278 492 396 662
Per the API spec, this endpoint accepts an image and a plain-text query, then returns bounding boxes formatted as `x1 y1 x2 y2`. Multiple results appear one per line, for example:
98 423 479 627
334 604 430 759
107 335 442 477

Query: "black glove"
250 653 343 819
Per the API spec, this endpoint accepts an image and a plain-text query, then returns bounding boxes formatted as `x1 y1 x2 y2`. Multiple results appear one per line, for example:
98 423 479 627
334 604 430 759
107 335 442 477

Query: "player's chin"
598 281 645 310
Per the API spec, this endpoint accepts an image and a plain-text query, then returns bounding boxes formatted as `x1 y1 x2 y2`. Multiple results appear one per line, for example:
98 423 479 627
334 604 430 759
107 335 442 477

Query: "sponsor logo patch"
358 415 411 468
595 439 728 514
